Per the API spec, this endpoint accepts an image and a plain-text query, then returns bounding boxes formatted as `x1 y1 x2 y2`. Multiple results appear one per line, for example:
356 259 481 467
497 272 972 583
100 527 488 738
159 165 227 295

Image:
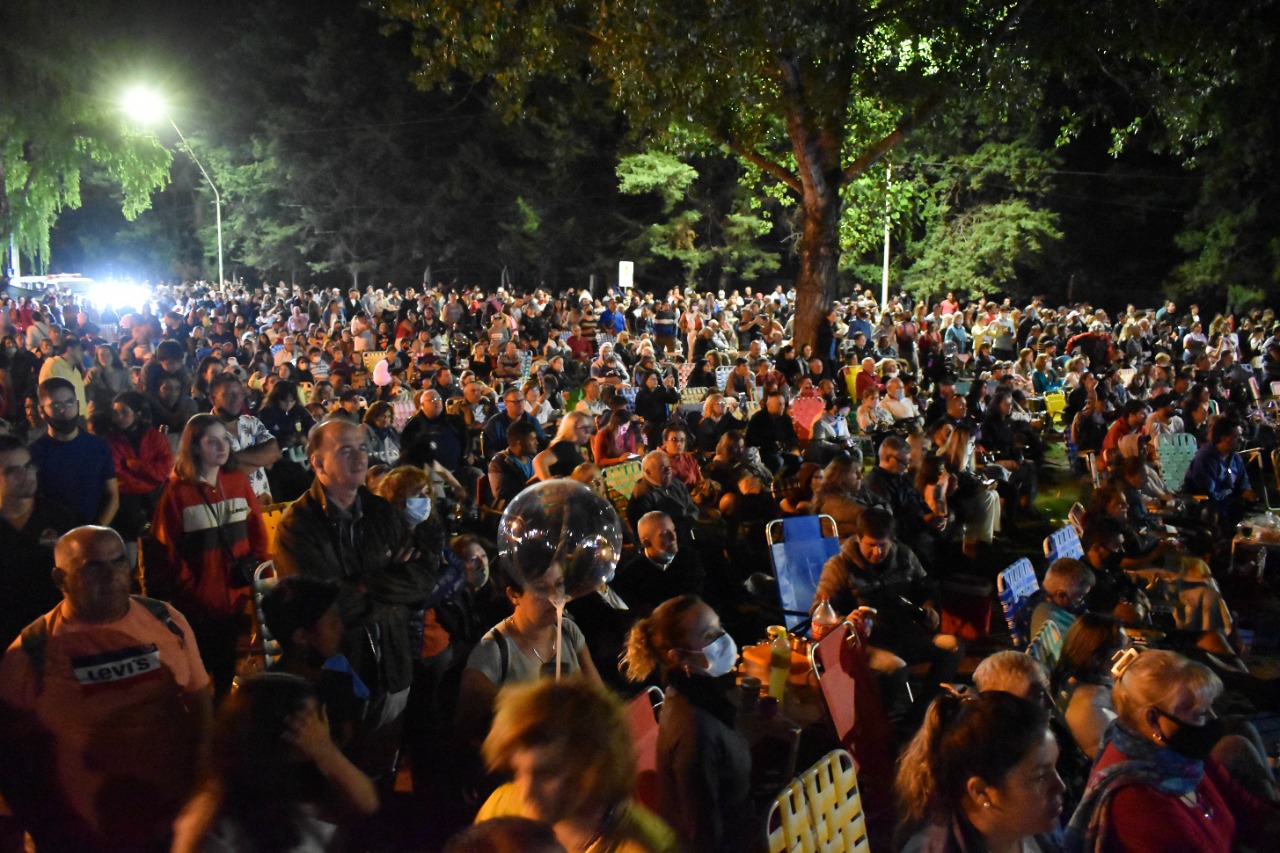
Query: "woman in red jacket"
1068 648 1280 852
153 413 269 697
105 391 174 563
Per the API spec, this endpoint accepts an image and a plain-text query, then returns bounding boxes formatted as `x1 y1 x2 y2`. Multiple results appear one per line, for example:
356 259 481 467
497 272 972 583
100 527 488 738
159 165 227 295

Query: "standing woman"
85 344 133 411
152 413 269 697
106 391 174 566
623 595 756 853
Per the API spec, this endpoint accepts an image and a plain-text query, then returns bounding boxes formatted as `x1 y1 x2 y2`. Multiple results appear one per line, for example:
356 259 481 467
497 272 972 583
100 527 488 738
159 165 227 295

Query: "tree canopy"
0 0 170 275
379 0 1023 343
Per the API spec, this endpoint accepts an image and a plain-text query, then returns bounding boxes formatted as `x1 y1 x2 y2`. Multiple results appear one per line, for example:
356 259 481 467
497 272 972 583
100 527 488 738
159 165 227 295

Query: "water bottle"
811 597 840 641
767 625 790 701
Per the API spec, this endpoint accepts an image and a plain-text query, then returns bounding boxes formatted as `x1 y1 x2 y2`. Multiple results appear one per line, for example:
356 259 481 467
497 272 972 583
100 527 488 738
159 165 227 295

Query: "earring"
982 801 992 809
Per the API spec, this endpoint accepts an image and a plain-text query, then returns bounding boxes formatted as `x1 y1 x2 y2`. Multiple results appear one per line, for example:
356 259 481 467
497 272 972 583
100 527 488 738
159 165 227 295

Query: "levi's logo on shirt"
70 645 163 691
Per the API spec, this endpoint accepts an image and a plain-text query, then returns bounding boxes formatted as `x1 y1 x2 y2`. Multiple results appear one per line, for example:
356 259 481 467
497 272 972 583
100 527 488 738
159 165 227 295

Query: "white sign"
618 261 634 290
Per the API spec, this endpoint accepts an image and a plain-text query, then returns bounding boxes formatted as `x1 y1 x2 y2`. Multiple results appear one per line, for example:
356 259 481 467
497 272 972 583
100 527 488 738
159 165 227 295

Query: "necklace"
506 616 556 663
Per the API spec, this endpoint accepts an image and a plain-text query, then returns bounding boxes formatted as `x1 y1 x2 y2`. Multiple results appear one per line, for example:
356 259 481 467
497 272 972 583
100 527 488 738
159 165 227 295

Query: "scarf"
1064 720 1204 853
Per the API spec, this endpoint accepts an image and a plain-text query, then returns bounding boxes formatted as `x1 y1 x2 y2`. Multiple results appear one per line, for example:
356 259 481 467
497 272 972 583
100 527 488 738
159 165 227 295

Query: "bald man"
627 451 699 529
0 526 211 853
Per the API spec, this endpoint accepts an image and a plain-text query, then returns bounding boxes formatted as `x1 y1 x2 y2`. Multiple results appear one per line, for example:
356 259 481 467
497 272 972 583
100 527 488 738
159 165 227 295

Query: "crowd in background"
1 276 1279 852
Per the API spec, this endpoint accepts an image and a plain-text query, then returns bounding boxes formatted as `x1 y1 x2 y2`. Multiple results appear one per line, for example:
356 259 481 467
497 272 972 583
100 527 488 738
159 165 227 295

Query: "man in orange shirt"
0 526 212 853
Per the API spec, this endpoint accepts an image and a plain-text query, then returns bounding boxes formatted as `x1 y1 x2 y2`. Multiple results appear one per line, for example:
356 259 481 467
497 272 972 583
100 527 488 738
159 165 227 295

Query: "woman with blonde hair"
622 596 755 853
532 410 594 480
1067 649 1280 851
476 678 678 853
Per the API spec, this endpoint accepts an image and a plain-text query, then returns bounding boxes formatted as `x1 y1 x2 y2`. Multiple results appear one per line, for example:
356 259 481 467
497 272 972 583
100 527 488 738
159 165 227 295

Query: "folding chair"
807 623 895 850
997 558 1039 649
1026 619 1064 669
767 515 841 632
624 686 664 811
1157 433 1199 492
1043 390 1066 428
1044 524 1084 562
259 501 292 553
361 350 390 373
1067 502 1087 537
803 749 871 853
767 748 872 853
715 365 733 391
251 561 282 667
766 777 812 853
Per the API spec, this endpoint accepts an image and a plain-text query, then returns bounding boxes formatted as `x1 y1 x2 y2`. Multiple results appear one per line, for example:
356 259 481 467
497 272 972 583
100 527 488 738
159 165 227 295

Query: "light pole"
124 87 224 286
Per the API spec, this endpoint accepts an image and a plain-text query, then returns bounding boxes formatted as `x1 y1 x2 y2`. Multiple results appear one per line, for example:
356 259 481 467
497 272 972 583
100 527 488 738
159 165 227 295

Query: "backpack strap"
487 624 509 685
18 615 51 691
132 595 186 648
18 597 185 694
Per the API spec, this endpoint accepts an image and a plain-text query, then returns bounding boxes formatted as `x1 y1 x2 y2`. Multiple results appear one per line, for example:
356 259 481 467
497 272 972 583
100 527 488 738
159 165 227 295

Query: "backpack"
19 596 186 691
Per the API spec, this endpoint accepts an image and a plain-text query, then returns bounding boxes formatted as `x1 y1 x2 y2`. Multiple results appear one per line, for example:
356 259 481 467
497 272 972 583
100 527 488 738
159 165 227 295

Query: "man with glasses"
1030 558 1097 640
30 378 118 526
0 435 80 645
661 425 702 488
0 525 212 853
481 387 546 461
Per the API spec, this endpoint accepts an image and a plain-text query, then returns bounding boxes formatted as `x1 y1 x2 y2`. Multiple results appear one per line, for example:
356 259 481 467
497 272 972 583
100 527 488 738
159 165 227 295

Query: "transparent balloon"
498 479 623 601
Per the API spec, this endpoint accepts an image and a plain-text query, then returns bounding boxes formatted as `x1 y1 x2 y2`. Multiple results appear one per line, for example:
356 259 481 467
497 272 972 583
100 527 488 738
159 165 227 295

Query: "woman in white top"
454 560 602 748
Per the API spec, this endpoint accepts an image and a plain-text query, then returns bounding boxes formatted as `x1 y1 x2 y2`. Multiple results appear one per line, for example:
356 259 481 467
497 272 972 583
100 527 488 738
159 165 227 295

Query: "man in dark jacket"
812 506 960 716
273 420 435 786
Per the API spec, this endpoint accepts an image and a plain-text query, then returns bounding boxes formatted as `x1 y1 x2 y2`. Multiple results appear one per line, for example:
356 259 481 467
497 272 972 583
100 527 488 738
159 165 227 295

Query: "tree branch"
842 94 942 181
724 141 802 194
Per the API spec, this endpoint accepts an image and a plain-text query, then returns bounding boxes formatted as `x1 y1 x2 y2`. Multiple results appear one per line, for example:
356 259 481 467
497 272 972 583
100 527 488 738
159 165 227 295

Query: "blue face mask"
403 496 431 526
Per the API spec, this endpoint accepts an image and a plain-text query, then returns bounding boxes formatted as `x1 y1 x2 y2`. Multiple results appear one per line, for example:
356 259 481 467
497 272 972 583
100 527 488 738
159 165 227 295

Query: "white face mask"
893 390 905 400
689 632 738 678
403 496 431 526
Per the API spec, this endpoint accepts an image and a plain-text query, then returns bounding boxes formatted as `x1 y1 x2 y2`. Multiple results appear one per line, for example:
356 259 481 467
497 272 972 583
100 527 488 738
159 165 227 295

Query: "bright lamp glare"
123 87 166 125
90 281 150 309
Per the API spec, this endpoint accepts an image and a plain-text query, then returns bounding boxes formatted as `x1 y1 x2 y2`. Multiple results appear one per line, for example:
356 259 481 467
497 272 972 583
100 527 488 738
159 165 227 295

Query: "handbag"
197 486 260 589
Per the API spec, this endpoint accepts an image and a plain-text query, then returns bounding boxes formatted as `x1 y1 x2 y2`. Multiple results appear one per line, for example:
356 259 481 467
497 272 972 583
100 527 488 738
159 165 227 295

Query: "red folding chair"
624 686 664 811
809 621 897 849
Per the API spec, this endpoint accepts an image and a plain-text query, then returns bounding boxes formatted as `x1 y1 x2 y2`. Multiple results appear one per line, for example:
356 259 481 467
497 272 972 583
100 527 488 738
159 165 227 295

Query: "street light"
123 86 224 286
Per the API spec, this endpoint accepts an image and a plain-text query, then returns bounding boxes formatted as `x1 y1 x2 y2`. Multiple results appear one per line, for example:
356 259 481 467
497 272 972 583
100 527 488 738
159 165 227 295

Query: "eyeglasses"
43 399 78 412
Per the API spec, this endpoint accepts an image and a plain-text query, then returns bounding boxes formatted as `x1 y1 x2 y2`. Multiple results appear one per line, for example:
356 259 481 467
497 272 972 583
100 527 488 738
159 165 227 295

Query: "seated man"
744 389 800 475
876 376 920 424
487 420 538 509
1030 557 1096 639
612 511 705 617
1184 416 1257 528
812 507 960 718
860 435 941 562
628 451 700 530
0 526 212 853
481 387 547 461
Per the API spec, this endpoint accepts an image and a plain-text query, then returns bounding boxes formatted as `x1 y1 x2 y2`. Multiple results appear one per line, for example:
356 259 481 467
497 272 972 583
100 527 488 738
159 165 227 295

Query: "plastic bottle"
767 625 790 701
811 597 840 641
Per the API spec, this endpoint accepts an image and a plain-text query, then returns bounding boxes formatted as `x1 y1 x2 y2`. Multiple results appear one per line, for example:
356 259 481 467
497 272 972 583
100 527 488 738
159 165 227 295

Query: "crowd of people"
1 277 1279 852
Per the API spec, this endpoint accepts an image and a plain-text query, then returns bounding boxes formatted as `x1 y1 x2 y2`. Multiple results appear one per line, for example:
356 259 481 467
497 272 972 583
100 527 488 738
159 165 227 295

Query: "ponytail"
621 594 704 684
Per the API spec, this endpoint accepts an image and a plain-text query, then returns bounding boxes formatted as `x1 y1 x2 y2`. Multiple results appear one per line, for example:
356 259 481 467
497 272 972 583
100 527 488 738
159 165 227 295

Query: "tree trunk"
791 179 841 350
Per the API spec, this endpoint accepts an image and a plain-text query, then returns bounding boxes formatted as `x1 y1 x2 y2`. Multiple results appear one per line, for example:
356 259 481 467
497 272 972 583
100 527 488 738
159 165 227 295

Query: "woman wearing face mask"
1067 649 1280 852
371 465 444 561
622 595 756 853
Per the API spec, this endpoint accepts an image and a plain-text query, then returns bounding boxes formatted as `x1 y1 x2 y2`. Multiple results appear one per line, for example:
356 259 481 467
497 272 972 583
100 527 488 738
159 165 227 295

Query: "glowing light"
122 86 166 126
89 280 150 309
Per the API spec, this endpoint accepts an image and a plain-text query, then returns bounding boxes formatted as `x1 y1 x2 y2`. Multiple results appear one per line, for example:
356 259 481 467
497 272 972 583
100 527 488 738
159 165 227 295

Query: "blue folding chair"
997 558 1040 649
1044 525 1084 562
767 515 841 632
